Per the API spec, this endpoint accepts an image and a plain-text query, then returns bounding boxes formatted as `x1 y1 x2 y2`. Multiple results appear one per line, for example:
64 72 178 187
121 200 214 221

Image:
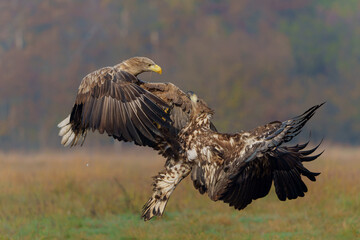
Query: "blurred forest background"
1 0 360 150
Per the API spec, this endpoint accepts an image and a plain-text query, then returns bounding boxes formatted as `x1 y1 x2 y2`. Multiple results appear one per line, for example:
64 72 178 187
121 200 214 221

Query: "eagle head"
118 57 162 76
188 91 198 103
187 91 214 119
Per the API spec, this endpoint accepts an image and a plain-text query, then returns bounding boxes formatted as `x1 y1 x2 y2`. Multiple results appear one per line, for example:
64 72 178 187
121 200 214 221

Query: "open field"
0 146 359 240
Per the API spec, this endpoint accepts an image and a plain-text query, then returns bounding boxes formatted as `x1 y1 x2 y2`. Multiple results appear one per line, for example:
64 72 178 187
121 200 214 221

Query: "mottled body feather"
180 101 323 211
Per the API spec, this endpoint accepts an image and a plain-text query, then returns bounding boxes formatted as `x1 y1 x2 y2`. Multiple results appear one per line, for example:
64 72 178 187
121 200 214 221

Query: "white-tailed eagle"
58 57 323 221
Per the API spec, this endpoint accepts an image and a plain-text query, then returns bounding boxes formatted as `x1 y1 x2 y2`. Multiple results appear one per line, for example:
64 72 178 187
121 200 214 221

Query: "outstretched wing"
194 103 323 210
58 67 171 147
216 140 322 210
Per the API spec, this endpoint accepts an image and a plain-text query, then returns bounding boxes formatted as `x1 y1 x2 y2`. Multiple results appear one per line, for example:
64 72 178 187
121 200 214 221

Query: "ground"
0 145 359 240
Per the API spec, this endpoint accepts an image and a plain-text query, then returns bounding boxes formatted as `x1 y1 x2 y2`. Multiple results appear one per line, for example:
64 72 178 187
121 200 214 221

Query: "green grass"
0 147 359 239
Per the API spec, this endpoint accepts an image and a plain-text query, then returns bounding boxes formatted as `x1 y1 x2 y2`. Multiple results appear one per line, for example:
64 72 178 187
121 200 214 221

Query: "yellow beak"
148 64 162 74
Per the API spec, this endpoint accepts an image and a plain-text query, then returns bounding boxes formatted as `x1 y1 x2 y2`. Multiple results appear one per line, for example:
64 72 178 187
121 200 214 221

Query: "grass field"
0 145 359 240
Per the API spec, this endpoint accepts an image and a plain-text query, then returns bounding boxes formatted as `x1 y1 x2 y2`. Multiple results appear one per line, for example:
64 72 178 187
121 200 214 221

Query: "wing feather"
140 82 193 134
140 81 218 136
59 67 171 148
193 104 323 211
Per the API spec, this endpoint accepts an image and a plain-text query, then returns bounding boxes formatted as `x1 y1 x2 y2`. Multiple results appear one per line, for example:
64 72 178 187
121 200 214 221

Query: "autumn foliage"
0 0 359 149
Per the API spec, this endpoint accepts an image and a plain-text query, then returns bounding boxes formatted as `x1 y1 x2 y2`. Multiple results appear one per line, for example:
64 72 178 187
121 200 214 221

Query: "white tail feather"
64 132 75 147
59 124 71 137
57 115 70 128
58 115 87 147
61 129 73 145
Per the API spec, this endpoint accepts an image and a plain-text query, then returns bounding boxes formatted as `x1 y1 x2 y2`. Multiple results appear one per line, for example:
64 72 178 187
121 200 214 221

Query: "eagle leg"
141 161 191 221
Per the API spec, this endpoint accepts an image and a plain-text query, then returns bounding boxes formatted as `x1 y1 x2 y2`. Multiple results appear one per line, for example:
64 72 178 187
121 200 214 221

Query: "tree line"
0 0 359 149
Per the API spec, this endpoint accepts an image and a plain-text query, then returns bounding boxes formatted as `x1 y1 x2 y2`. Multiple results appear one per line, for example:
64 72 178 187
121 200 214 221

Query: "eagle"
58 56 323 221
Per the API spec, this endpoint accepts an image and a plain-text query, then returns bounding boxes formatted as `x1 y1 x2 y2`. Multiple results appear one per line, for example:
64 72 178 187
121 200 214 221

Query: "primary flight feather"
58 57 323 221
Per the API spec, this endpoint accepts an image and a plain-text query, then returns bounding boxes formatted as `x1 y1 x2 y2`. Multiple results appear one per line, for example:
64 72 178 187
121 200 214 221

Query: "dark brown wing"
59 67 171 147
217 141 322 210
195 104 323 210
140 82 192 134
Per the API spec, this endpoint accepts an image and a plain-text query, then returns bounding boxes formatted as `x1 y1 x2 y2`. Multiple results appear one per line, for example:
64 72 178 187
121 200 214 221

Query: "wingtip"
301 150 324 162
314 102 326 111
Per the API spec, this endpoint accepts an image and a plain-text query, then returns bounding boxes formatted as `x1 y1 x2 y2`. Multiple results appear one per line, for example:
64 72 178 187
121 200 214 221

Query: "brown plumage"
179 96 323 211
58 57 207 150
58 57 323 221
